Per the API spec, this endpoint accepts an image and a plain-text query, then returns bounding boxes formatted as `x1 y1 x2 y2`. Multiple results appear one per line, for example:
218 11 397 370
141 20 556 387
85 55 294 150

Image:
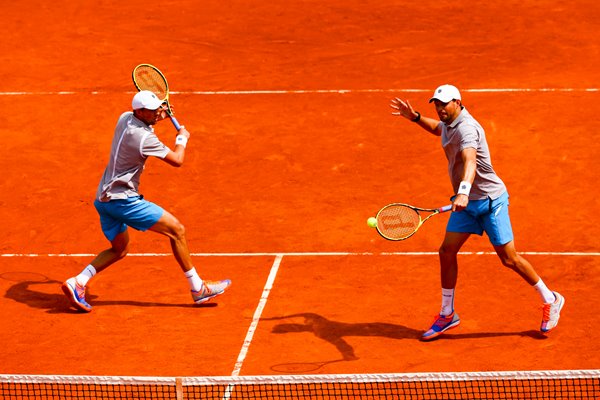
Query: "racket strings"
133 66 168 99
376 206 421 240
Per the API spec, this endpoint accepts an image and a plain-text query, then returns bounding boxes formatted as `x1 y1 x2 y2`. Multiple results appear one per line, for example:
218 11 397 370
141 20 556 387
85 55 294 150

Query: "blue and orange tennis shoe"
540 291 564 333
421 312 460 341
192 279 231 304
61 277 92 312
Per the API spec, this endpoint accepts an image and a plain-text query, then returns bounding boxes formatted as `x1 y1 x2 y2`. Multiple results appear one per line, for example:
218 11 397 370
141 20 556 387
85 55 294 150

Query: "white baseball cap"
429 84 461 103
132 90 164 110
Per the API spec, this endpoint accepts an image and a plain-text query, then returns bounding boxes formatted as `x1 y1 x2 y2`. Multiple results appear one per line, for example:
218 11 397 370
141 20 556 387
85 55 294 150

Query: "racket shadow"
270 358 347 374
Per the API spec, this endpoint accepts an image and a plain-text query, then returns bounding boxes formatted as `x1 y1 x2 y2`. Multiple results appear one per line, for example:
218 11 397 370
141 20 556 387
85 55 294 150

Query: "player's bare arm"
452 147 477 211
390 97 442 136
162 126 190 167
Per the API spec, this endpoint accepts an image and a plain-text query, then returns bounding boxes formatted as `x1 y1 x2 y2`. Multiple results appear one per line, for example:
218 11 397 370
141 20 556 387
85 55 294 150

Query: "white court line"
230 254 283 377
182 88 600 95
0 88 598 96
1 251 599 257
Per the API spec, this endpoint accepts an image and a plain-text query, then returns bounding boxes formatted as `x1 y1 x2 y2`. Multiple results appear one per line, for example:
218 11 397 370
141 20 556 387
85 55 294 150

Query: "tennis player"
390 85 564 340
62 91 231 312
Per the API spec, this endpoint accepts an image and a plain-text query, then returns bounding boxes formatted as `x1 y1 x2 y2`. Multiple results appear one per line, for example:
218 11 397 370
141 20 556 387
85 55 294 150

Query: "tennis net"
1 369 598 399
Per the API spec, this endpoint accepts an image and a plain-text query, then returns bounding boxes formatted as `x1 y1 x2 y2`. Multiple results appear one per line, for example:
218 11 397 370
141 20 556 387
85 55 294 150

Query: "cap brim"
145 100 164 110
429 96 454 103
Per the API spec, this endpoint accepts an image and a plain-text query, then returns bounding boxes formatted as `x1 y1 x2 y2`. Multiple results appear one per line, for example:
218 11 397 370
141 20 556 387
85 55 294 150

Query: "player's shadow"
4 279 212 314
265 313 546 360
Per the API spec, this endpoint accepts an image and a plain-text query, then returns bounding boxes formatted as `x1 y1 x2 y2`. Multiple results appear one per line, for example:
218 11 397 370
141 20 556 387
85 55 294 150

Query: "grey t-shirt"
96 112 171 201
439 107 506 200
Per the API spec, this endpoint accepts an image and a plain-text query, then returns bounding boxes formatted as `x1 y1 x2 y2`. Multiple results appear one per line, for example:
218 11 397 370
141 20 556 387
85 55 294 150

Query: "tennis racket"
132 63 182 131
372 203 452 241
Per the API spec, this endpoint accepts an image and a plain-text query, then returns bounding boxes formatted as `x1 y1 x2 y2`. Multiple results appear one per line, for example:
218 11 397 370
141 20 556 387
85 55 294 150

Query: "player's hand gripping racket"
370 203 452 241
132 63 182 131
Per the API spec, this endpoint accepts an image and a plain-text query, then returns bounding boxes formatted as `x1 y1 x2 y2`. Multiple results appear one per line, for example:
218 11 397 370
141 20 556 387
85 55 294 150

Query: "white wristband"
457 180 471 196
175 134 188 148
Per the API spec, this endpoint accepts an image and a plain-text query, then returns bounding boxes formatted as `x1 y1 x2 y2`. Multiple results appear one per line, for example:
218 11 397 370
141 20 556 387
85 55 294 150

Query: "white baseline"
0 88 599 96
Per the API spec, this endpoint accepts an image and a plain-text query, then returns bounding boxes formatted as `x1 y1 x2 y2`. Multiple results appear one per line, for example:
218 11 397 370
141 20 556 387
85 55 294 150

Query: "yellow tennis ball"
367 217 377 228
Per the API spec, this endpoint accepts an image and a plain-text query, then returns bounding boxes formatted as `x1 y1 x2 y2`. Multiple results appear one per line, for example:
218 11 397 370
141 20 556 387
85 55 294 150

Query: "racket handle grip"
439 205 453 213
169 115 182 131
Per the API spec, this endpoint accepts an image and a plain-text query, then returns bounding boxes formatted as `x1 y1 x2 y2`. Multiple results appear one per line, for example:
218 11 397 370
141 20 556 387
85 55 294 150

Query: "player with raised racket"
62 69 231 312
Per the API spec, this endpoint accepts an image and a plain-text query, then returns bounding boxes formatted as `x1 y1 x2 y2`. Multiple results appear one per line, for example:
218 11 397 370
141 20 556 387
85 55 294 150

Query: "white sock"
534 279 556 303
184 267 204 292
76 265 96 286
441 288 455 316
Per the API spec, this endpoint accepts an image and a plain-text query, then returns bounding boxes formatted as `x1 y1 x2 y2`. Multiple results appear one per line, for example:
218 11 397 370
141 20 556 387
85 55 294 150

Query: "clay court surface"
1 0 599 380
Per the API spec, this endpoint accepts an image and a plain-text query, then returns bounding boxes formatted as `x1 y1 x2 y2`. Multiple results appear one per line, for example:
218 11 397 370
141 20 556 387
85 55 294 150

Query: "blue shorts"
94 196 164 241
446 191 514 246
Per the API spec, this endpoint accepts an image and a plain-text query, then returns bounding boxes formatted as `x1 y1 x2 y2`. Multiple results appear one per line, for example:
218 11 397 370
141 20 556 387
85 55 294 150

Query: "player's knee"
170 219 186 240
499 256 518 270
439 243 458 258
113 243 129 259
114 242 129 259
110 234 130 259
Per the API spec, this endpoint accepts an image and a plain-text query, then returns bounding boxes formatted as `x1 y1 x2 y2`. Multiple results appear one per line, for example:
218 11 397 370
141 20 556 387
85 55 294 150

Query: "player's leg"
486 193 564 332
493 241 539 284
439 231 471 290
148 210 231 304
493 240 564 332
147 209 193 272
91 229 130 272
62 201 131 312
422 199 489 341
104 197 229 302
421 231 470 341
62 230 130 313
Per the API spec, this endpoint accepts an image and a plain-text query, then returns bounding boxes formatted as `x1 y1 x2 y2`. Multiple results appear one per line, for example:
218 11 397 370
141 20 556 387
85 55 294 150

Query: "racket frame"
132 63 182 131
375 203 452 241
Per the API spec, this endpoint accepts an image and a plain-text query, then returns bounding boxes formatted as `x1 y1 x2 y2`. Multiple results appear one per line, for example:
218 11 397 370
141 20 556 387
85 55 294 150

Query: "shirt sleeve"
458 123 480 151
141 132 170 159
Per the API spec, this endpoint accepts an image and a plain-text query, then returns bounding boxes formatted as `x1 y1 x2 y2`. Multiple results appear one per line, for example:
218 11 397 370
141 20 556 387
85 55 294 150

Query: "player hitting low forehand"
62 90 231 312
390 84 564 340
